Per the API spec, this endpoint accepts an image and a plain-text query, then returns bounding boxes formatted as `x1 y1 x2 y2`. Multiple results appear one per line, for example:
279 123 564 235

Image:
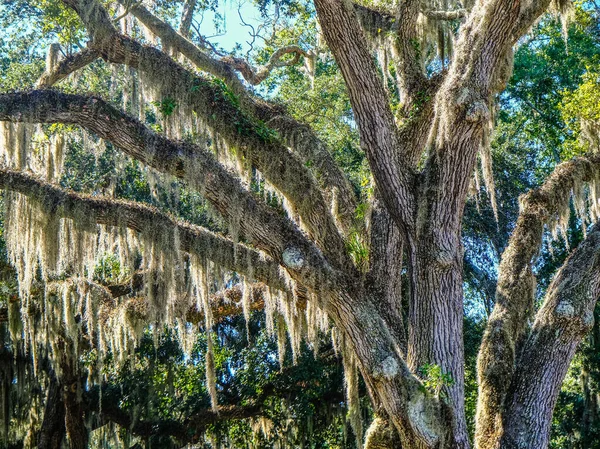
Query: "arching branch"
423 9 467 20
61 0 350 268
0 91 347 292
111 0 358 235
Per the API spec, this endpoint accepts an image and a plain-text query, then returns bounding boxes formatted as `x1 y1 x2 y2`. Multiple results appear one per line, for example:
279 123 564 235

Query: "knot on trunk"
282 246 305 270
372 355 399 380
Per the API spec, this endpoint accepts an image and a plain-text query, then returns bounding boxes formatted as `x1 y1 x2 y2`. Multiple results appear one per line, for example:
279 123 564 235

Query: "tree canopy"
0 0 600 448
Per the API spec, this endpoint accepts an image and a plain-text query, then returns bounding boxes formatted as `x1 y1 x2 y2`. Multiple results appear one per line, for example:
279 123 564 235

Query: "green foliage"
152 97 179 117
346 232 369 272
93 253 129 284
419 364 455 397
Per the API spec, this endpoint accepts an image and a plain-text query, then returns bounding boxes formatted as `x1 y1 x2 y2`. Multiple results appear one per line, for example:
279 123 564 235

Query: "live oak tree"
1 0 600 448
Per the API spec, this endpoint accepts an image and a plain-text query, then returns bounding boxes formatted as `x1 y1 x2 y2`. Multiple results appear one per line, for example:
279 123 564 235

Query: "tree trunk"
37 375 65 449
56 340 88 449
407 238 469 448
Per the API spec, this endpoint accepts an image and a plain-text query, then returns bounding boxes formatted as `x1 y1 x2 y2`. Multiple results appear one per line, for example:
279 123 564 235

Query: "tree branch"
476 155 600 448
0 90 347 293
221 45 309 86
114 0 358 236
62 0 352 268
423 9 467 20
0 167 287 291
36 46 100 88
314 0 416 235
179 0 197 38
500 223 600 448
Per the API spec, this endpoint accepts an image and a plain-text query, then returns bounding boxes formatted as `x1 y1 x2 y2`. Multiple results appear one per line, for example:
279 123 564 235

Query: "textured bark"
66 0 350 270
178 0 197 38
56 340 87 449
0 92 345 292
0 0 588 446
476 156 600 448
37 375 65 449
499 224 600 448
366 194 406 354
314 0 416 235
364 417 403 449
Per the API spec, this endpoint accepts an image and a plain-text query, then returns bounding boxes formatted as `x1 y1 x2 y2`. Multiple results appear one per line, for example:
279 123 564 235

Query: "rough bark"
366 194 406 354
113 0 358 234
37 375 65 449
499 223 600 448
179 0 197 38
476 156 600 448
55 340 87 449
0 0 588 446
0 91 345 292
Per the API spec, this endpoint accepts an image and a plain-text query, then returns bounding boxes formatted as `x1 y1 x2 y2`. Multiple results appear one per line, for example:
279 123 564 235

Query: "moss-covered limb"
364 417 402 449
0 92 348 292
475 156 600 448
498 224 600 449
352 4 397 39
112 0 358 236
35 46 100 88
327 290 447 449
106 282 289 325
314 0 417 236
423 9 467 20
0 281 277 330
0 167 288 292
62 0 351 264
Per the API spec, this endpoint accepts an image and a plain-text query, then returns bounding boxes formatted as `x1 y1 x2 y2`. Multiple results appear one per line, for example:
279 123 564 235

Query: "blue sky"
193 0 270 54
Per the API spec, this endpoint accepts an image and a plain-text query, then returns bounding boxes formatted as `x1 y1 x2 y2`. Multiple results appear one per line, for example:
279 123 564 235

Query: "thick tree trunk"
367 194 406 353
37 375 65 449
407 239 468 448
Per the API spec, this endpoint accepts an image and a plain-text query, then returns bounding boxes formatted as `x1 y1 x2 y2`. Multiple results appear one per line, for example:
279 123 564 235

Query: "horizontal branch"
86 356 345 445
74 0 349 260
0 168 287 291
0 91 348 293
423 9 467 20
